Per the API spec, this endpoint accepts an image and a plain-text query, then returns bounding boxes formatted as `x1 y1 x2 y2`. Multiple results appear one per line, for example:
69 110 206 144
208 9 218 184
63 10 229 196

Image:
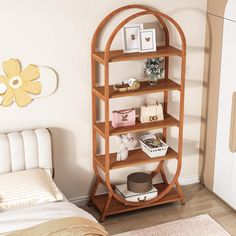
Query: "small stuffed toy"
117 134 134 161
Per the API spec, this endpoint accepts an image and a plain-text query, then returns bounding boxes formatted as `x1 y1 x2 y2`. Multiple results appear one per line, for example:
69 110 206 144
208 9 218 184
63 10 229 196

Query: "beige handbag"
140 99 164 123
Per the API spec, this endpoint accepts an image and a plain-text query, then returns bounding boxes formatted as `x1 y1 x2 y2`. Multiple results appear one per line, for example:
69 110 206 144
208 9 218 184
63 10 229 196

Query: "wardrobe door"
202 13 225 191
213 18 236 207
230 157 236 209
208 0 227 18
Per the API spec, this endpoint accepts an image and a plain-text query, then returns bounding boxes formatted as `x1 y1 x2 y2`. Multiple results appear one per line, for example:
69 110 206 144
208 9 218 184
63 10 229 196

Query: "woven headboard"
0 129 52 174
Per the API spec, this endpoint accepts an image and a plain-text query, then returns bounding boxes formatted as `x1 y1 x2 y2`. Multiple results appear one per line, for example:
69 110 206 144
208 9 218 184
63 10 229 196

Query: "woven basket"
140 135 168 158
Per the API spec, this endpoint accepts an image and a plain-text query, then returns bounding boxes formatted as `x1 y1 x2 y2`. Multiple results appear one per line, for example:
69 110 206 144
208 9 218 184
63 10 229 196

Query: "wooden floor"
83 184 236 235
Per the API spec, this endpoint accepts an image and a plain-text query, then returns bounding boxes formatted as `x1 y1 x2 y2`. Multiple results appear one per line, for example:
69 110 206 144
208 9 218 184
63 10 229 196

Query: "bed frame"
0 128 53 175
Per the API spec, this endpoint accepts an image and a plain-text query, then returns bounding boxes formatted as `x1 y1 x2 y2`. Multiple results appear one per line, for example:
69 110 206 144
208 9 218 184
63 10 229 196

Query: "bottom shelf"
92 183 181 216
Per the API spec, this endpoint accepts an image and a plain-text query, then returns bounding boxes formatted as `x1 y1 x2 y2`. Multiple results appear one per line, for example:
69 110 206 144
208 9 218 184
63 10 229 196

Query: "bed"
0 129 107 235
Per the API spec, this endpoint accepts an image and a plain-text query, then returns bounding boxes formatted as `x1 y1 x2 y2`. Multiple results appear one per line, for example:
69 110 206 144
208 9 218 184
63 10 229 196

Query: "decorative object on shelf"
144 58 164 86
122 24 143 53
140 134 169 158
112 108 136 128
127 172 152 193
0 59 58 107
117 134 134 161
140 98 164 123
115 183 158 202
139 29 156 53
113 77 140 92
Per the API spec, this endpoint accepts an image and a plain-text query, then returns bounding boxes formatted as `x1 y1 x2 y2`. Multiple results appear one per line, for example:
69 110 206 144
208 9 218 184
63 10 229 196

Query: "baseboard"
70 175 200 207
178 175 200 186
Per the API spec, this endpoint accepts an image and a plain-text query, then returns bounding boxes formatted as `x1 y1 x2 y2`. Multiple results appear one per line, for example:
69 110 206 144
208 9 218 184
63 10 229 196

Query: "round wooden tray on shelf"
88 4 186 222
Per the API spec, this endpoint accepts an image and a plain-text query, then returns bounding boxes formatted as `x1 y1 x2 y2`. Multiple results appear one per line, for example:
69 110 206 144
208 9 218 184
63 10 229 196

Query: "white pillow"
0 168 63 209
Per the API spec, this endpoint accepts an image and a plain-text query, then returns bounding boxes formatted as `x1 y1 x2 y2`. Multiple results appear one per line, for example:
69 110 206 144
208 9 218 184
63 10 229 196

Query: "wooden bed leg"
160 166 168 185
176 180 185 205
99 193 112 222
88 179 99 207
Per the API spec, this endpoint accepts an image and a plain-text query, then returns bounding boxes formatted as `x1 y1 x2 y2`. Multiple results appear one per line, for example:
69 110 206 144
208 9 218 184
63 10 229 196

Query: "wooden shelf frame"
92 183 181 216
89 4 186 222
94 113 179 138
93 79 181 101
92 46 182 64
95 148 178 171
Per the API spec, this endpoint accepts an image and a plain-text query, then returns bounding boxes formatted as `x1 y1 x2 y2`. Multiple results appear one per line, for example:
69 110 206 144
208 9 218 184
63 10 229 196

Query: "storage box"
115 184 158 202
140 134 169 158
127 172 152 193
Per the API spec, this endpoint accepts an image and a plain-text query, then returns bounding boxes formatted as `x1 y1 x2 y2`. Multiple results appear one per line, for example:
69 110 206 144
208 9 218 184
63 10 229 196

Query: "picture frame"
122 24 143 53
139 29 156 53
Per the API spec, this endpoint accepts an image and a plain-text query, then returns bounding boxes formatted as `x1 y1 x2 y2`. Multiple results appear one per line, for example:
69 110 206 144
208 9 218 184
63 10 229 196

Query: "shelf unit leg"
100 193 112 222
88 178 99 207
176 180 185 205
160 166 169 185
151 161 163 179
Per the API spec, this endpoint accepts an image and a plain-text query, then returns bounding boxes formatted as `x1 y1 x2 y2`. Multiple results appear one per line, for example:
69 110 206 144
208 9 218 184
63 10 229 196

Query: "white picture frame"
139 29 156 53
122 24 143 53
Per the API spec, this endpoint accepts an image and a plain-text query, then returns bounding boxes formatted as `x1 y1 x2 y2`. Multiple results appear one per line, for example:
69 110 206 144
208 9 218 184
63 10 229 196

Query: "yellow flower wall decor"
0 59 58 107
0 59 41 107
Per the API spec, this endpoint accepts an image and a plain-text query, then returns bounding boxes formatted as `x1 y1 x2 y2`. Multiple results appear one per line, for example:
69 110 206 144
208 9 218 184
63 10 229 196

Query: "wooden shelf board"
92 183 181 216
95 147 178 170
93 79 181 100
94 113 179 137
92 46 182 64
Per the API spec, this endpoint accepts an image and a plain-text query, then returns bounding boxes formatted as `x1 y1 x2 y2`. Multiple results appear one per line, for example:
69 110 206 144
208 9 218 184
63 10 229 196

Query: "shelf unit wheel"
89 4 186 221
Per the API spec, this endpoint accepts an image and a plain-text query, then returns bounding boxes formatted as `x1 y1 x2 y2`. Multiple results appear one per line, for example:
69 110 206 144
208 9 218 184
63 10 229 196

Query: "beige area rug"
113 214 231 236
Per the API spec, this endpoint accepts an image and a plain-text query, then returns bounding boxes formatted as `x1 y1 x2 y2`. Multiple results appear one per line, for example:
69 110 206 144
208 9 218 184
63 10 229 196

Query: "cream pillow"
0 168 63 209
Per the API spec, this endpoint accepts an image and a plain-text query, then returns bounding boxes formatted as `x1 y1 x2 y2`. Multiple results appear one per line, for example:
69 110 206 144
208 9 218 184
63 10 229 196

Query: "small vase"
148 74 159 86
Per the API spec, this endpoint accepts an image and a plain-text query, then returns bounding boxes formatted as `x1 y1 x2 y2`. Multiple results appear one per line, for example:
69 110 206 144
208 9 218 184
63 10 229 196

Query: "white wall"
0 0 207 202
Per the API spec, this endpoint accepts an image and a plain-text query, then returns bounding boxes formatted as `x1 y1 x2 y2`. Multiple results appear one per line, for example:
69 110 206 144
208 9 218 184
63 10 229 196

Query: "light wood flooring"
83 184 236 235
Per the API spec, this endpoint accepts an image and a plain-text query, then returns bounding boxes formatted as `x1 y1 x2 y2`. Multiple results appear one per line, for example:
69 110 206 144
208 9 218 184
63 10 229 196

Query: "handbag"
140 99 164 123
112 108 136 128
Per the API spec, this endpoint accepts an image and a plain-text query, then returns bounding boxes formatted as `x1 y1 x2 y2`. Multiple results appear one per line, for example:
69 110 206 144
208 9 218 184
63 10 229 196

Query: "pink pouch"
112 108 136 128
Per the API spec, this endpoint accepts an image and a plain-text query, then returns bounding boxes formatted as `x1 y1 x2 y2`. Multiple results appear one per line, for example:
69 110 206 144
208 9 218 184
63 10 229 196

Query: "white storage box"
140 134 168 158
115 184 158 202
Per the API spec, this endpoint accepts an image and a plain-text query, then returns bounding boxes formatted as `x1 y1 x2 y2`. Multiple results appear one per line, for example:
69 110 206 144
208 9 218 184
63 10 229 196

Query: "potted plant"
144 58 164 86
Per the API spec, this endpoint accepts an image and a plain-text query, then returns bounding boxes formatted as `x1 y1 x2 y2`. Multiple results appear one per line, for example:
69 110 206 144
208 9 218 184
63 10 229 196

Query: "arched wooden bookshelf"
88 5 186 222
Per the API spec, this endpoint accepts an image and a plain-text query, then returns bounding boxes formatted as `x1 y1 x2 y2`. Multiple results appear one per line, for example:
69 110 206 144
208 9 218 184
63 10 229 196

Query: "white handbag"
140 99 164 123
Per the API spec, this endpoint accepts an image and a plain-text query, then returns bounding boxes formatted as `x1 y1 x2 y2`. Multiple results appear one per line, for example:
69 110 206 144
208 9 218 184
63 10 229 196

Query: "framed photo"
139 29 156 53
122 24 143 53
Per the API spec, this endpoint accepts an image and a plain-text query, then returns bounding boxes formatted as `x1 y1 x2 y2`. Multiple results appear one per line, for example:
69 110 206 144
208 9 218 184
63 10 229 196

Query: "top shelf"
92 46 182 64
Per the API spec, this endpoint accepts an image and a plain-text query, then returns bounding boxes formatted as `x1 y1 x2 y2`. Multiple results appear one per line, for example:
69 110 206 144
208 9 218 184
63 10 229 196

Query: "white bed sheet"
0 200 96 234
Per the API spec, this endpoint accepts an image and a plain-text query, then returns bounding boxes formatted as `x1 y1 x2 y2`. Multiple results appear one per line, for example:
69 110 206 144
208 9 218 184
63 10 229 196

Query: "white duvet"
0 201 96 234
